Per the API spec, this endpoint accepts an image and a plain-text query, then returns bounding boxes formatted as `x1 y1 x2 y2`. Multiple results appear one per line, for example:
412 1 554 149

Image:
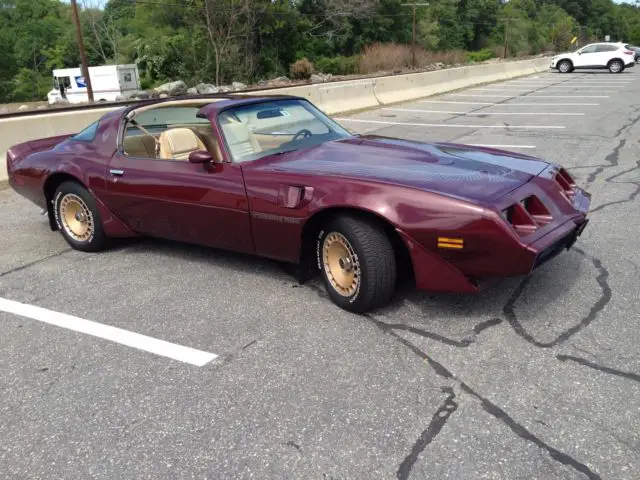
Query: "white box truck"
47 64 141 104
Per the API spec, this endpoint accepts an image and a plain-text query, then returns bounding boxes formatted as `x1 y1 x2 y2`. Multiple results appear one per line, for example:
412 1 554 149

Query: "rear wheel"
558 60 572 73
609 59 624 73
316 215 397 313
53 181 107 252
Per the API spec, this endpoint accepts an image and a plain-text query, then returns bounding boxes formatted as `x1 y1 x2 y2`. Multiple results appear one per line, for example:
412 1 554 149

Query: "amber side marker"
437 237 464 249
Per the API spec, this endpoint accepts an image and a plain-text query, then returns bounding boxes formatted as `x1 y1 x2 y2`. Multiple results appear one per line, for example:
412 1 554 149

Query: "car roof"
120 93 306 120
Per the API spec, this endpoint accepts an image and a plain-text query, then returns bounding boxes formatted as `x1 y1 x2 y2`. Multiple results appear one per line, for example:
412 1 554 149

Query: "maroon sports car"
6 95 590 312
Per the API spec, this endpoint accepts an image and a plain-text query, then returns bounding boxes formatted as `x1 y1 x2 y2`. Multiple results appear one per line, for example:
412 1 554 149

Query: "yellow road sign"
571 36 578 44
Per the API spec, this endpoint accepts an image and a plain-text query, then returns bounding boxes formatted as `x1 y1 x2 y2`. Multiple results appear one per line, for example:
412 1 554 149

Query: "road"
1 69 640 480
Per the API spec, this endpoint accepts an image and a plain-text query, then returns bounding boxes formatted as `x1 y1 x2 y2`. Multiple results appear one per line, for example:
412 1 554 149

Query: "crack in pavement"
584 106 640 187
586 138 625 186
363 314 602 480
0 248 73 279
503 248 611 348
376 317 502 348
459 382 601 480
557 354 640 384
396 387 458 480
589 158 640 214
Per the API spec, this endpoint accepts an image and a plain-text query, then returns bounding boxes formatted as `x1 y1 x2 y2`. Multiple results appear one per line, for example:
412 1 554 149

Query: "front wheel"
557 60 572 73
53 181 107 252
609 59 624 73
316 215 397 313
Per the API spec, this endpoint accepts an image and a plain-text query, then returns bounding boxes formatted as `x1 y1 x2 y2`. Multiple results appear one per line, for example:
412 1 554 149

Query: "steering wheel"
292 129 312 141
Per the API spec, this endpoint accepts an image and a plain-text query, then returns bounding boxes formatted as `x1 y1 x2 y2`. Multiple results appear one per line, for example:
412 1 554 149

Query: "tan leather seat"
221 122 262 161
158 128 206 160
123 135 157 158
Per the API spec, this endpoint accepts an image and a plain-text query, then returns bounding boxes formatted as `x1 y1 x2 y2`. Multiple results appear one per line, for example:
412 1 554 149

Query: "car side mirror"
189 150 213 164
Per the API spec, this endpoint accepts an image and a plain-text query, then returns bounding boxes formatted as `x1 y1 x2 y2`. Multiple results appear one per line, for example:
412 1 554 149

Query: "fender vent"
501 195 552 236
554 168 576 199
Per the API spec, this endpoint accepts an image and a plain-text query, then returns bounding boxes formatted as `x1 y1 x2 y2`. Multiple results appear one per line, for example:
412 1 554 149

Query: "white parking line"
420 100 495 105
526 95 609 98
334 118 565 129
468 144 536 149
0 297 218 367
450 94 519 98
384 108 584 116
420 100 599 106
495 103 600 106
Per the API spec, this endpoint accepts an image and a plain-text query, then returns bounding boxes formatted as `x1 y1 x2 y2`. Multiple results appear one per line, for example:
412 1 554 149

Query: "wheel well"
608 58 624 65
43 173 84 231
299 207 415 285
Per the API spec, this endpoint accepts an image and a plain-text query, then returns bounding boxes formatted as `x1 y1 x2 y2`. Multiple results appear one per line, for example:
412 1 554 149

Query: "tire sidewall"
315 219 368 310
559 61 571 73
609 60 623 73
53 181 105 251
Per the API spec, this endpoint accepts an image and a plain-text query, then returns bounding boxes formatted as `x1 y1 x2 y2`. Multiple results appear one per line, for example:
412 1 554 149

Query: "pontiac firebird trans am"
6 95 591 312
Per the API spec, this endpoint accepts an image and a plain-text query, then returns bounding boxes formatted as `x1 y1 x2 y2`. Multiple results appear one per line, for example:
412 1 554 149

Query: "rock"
196 83 219 94
117 90 149 101
274 76 289 82
18 105 29 110
37 105 46 110
310 73 324 83
187 87 198 95
325 73 333 82
218 85 232 93
159 93 169 98
232 81 247 91
153 80 188 96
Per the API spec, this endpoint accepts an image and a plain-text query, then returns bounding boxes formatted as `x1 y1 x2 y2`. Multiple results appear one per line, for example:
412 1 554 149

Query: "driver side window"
122 106 222 162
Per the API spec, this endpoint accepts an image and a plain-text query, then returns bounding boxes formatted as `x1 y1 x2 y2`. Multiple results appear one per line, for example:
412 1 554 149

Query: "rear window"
595 44 618 52
71 121 99 141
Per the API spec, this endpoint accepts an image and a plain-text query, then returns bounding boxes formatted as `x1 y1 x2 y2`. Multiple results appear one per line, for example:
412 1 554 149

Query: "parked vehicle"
550 42 636 73
6 95 591 313
47 64 140 104
624 45 640 63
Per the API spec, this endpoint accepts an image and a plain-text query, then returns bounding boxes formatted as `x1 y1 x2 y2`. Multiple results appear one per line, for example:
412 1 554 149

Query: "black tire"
557 60 572 73
316 215 396 313
608 59 624 73
53 181 107 252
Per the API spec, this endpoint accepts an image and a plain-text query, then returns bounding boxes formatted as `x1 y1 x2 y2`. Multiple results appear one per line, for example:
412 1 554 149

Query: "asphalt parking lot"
2 68 640 479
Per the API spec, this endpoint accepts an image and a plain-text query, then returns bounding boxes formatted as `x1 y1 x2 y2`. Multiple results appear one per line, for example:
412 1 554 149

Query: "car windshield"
218 99 353 162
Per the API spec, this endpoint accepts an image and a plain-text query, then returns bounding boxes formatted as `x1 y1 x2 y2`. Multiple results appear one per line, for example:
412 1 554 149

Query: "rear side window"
71 121 99 141
580 45 597 54
596 44 618 52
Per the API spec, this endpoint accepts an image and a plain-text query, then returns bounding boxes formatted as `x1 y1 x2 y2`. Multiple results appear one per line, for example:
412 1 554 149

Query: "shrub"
466 48 495 63
358 43 468 74
289 57 314 80
315 56 360 75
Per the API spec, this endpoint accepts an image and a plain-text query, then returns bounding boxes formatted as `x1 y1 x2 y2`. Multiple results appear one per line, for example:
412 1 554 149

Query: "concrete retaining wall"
1 56 551 184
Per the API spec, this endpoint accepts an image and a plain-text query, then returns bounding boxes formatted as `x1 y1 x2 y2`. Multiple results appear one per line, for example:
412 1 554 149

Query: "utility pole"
503 18 509 59
70 0 94 102
401 3 429 69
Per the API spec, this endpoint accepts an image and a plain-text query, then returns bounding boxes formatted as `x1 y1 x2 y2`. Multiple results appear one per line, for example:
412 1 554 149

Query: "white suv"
551 42 636 73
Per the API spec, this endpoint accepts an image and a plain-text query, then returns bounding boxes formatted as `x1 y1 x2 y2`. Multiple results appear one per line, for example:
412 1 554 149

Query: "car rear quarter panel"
8 109 136 237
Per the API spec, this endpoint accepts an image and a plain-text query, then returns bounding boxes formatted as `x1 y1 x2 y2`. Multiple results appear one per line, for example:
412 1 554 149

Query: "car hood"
255 135 551 204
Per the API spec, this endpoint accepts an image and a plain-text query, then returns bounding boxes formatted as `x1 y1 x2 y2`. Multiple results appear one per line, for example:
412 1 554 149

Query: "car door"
102 106 254 253
574 44 598 67
595 44 619 66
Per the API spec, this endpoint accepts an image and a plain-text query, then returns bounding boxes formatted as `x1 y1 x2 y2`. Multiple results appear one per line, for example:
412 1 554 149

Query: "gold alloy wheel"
59 193 94 242
322 232 360 297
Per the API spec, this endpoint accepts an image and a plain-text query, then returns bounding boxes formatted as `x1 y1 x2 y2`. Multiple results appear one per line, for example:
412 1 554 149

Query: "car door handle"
109 169 124 176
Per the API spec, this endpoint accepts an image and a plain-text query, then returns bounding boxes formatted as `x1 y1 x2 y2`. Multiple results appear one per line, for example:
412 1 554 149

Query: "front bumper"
530 218 588 271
